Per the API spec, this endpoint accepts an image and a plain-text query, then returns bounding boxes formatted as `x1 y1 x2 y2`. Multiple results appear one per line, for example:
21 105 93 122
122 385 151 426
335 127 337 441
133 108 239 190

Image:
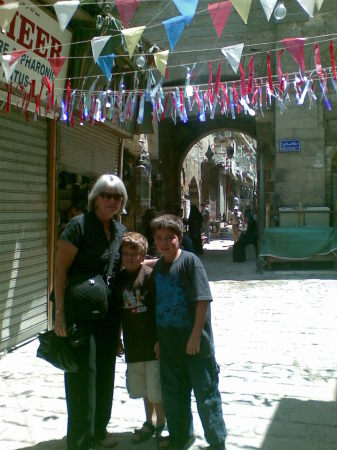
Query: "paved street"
1 234 337 450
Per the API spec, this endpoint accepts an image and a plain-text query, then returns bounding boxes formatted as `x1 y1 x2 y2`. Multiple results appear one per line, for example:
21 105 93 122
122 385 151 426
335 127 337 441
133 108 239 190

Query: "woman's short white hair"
88 174 128 214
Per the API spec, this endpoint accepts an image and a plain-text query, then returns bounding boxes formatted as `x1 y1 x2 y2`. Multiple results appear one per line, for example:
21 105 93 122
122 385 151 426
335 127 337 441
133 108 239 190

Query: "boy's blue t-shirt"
153 250 214 358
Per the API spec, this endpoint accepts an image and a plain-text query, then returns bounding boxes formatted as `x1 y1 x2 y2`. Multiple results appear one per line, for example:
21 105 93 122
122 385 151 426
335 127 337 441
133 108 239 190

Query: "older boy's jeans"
160 354 227 448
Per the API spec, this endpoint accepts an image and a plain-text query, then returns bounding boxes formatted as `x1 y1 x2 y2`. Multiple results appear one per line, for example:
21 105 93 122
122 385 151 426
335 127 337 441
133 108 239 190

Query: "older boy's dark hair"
151 214 184 238
121 232 148 256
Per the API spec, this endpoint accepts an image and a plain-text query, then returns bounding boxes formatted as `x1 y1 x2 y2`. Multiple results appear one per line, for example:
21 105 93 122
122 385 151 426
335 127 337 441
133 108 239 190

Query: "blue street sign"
279 139 301 152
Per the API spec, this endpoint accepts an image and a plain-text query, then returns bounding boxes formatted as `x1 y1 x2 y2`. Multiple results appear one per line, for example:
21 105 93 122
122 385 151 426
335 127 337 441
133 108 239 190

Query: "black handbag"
65 273 110 322
64 223 123 322
36 330 78 372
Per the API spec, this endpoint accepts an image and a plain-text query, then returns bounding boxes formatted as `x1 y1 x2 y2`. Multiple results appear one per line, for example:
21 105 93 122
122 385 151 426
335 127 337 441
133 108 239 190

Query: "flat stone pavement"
1 234 337 450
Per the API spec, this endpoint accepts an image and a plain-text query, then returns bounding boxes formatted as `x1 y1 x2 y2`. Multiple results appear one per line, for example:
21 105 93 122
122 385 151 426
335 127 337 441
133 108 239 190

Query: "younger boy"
116 232 167 446
151 215 227 450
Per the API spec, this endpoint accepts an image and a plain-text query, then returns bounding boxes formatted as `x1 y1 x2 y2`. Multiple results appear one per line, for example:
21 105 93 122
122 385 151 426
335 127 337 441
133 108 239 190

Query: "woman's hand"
54 311 68 337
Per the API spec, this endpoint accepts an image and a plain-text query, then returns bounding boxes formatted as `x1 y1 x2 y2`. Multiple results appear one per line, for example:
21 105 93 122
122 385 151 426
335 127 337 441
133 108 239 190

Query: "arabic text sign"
279 139 301 153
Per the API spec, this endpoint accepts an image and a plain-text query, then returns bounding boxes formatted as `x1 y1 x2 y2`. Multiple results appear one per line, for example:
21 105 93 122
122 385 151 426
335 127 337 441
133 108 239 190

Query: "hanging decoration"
1 54 21 83
162 15 193 51
0 1 19 33
259 0 278 21
48 56 67 78
315 0 324 10
121 26 145 59
296 0 315 17
91 36 111 63
208 2 233 38
97 54 115 81
154 50 170 76
282 37 306 77
115 0 139 28
232 0 252 24
221 43 244 74
172 0 199 18
54 0 79 32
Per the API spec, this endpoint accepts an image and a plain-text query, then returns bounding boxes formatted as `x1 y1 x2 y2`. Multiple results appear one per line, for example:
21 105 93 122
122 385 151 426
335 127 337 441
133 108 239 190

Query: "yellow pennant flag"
122 26 145 59
154 50 169 76
232 0 252 24
315 0 324 10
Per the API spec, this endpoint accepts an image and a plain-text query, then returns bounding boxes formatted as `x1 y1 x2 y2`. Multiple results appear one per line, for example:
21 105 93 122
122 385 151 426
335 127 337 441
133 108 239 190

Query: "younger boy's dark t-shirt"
116 265 157 363
152 250 214 358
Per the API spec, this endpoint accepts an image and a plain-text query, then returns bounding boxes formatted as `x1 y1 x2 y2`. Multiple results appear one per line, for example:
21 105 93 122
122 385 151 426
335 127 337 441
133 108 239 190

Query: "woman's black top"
61 211 126 281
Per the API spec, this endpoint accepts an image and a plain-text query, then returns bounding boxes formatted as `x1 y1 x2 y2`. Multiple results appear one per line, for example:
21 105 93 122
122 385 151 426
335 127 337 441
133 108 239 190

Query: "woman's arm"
54 240 78 337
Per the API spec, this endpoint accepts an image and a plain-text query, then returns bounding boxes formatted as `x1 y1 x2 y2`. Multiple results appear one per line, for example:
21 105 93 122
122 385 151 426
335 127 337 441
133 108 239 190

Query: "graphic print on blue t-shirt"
155 271 190 328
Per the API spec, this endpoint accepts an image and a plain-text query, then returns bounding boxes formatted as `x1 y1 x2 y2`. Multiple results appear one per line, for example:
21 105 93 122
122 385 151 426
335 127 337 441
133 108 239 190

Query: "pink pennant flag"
48 56 66 77
116 0 139 29
281 37 306 77
9 50 27 66
208 2 232 38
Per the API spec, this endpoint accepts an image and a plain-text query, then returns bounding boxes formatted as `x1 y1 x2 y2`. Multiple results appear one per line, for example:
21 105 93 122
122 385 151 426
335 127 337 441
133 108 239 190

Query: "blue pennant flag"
162 15 193 51
173 0 198 18
97 54 115 81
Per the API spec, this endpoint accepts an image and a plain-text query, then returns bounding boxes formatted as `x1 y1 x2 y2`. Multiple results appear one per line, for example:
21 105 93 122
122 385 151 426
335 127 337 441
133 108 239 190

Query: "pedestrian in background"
54 174 128 450
151 214 227 450
230 206 241 243
115 232 168 448
201 203 210 244
187 204 204 255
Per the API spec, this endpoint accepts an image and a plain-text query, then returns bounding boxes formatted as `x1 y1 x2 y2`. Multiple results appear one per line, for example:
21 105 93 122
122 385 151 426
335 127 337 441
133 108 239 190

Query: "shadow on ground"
260 398 337 450
202 237 337 282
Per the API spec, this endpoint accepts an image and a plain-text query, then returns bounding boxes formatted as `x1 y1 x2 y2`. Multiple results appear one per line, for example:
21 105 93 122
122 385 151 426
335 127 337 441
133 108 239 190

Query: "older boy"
116 232 167 447
151 215 227 450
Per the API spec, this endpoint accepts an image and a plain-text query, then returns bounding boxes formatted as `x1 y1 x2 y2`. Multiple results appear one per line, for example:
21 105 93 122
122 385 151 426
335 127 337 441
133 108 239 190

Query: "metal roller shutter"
0 112 48 352
59 119 120 177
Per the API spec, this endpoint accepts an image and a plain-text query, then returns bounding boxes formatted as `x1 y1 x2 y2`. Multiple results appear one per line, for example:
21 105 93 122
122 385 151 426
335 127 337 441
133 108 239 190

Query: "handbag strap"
105 221 125 284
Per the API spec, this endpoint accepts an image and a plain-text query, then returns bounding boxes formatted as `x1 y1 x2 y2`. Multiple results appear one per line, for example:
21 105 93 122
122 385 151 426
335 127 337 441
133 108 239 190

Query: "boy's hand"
186 332 201 355
154 341 160 359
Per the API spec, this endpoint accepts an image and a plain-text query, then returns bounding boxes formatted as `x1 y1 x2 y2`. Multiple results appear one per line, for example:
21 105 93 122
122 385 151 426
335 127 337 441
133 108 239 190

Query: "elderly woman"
54 174 127 450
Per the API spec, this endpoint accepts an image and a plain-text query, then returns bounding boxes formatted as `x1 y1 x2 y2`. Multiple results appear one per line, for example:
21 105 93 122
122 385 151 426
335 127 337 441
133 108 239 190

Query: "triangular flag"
208 2 232 38
296 0 315 17
48 56 66 77
259 0 278 21
232 0 252 24
0 1 19 33
162 15 193 51
154 50 169 76
221 43 244 73
315 0 324 10
282 37 306 76
122 26 145 59
54 0 79 32
115 0 139 28
172 0 199 17
91 36 111 63
1 54 20 83
97 54 115 81
10 50 27 66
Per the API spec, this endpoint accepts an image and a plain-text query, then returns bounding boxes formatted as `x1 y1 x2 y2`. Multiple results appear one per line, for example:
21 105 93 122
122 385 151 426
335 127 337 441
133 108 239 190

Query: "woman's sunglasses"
99 192 122 201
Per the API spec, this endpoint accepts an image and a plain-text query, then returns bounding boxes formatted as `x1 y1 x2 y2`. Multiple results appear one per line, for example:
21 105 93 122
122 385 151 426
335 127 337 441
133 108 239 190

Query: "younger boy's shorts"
126 360 162 403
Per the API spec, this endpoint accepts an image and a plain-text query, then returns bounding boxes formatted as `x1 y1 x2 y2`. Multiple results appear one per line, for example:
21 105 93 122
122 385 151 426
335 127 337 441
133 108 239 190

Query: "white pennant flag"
1 54 20 83
91 36 111 63
296 0 315 17
0 1 19 33
315 0 324 10
221 43 244 74
259 0 278 21
54 0 80 32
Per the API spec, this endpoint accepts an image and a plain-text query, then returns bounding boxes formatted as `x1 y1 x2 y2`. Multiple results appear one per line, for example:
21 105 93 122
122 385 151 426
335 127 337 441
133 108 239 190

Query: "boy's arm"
186 301 210 355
